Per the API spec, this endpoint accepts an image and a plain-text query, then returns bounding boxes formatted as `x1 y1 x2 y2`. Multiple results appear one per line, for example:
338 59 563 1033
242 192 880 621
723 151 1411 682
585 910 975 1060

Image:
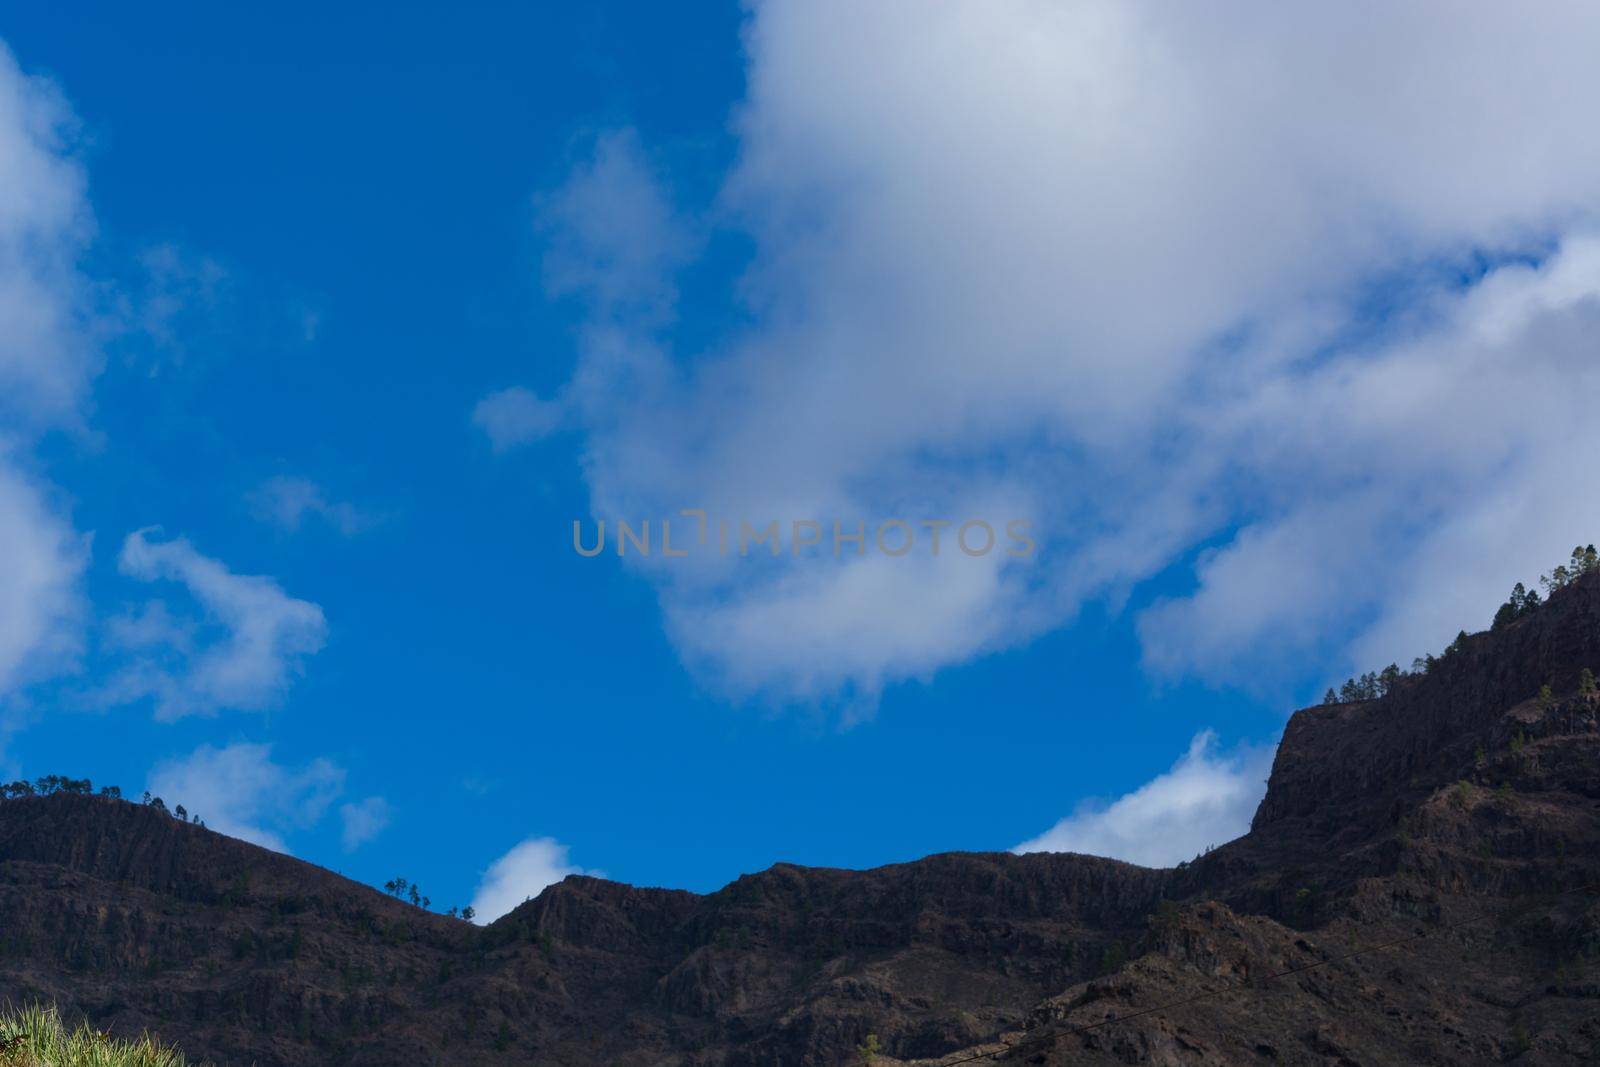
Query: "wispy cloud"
124 243 228 366
248 475 375 536
538 128 694 323
472 386 564 451
101 529 327 719
338 796 392 851
1015 731 1274 868
147 742 344 854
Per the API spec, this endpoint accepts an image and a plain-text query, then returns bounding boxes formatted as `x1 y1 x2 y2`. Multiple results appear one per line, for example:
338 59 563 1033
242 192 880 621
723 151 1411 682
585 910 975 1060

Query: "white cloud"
248 475 373 536
0 43 322 732
0 41 97 431
104 529 327 719
0 41 97 707
338 795 391 851
1015 731 1274 868
0 458 87 698
523 3 1600 703
469 836 596 923
1140 237 1600 682
472 386 564 451
668 545 1034 707
147 742 344 853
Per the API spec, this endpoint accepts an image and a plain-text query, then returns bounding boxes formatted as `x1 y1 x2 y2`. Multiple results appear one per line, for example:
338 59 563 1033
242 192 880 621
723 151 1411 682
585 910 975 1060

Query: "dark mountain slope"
2 576 1599 1065
0 792 1170 1065
931 574 1600 1065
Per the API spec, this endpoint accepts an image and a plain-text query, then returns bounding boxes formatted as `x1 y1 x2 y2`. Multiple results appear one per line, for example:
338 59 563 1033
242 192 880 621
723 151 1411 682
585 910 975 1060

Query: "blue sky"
4 3 1600 920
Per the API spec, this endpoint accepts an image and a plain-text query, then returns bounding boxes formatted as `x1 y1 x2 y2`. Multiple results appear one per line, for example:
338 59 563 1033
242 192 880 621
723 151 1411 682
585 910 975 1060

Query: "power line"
924 879 1600 1066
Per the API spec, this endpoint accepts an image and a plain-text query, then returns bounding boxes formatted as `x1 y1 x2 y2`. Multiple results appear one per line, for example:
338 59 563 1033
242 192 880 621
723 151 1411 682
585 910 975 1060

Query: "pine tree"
1378 664 1401 695
1543 563 1572 593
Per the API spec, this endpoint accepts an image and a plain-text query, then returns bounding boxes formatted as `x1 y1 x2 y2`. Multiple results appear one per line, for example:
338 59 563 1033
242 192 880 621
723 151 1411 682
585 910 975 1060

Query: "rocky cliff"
2 577 1599 1065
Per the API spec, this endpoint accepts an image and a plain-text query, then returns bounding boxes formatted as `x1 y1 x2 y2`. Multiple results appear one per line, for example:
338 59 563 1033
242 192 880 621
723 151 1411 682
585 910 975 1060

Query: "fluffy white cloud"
248 475 373 536
338 795 392 851
1015 731 1274 868
469 836 596 924
0 42 97 707
472 387 564 451
668 546 1030 708
0 42 97 430
0 458 87 698
147 742 344 853
527 2 1600 703
103 529 327 719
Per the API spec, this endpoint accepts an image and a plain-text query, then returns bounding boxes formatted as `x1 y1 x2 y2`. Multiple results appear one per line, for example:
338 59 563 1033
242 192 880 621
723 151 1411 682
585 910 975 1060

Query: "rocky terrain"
3 576 1599 1065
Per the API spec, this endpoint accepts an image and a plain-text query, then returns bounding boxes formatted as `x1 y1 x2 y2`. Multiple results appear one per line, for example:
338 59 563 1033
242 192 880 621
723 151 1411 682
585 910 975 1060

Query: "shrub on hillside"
0 1003 206 1067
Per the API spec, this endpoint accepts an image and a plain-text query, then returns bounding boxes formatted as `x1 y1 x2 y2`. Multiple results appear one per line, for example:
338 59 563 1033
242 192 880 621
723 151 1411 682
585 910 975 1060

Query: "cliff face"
2 578 1599 1066
978 574 1600 1067
1252 571 1600 835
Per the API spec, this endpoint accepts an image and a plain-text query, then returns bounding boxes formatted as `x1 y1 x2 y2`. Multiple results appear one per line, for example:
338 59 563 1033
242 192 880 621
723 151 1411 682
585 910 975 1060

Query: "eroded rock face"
930 575 1600 1067
2 577 1600 1065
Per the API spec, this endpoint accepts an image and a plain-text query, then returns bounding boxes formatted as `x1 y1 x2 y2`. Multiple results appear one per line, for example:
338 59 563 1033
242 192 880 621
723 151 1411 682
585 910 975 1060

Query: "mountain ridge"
2 574 1599 1064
